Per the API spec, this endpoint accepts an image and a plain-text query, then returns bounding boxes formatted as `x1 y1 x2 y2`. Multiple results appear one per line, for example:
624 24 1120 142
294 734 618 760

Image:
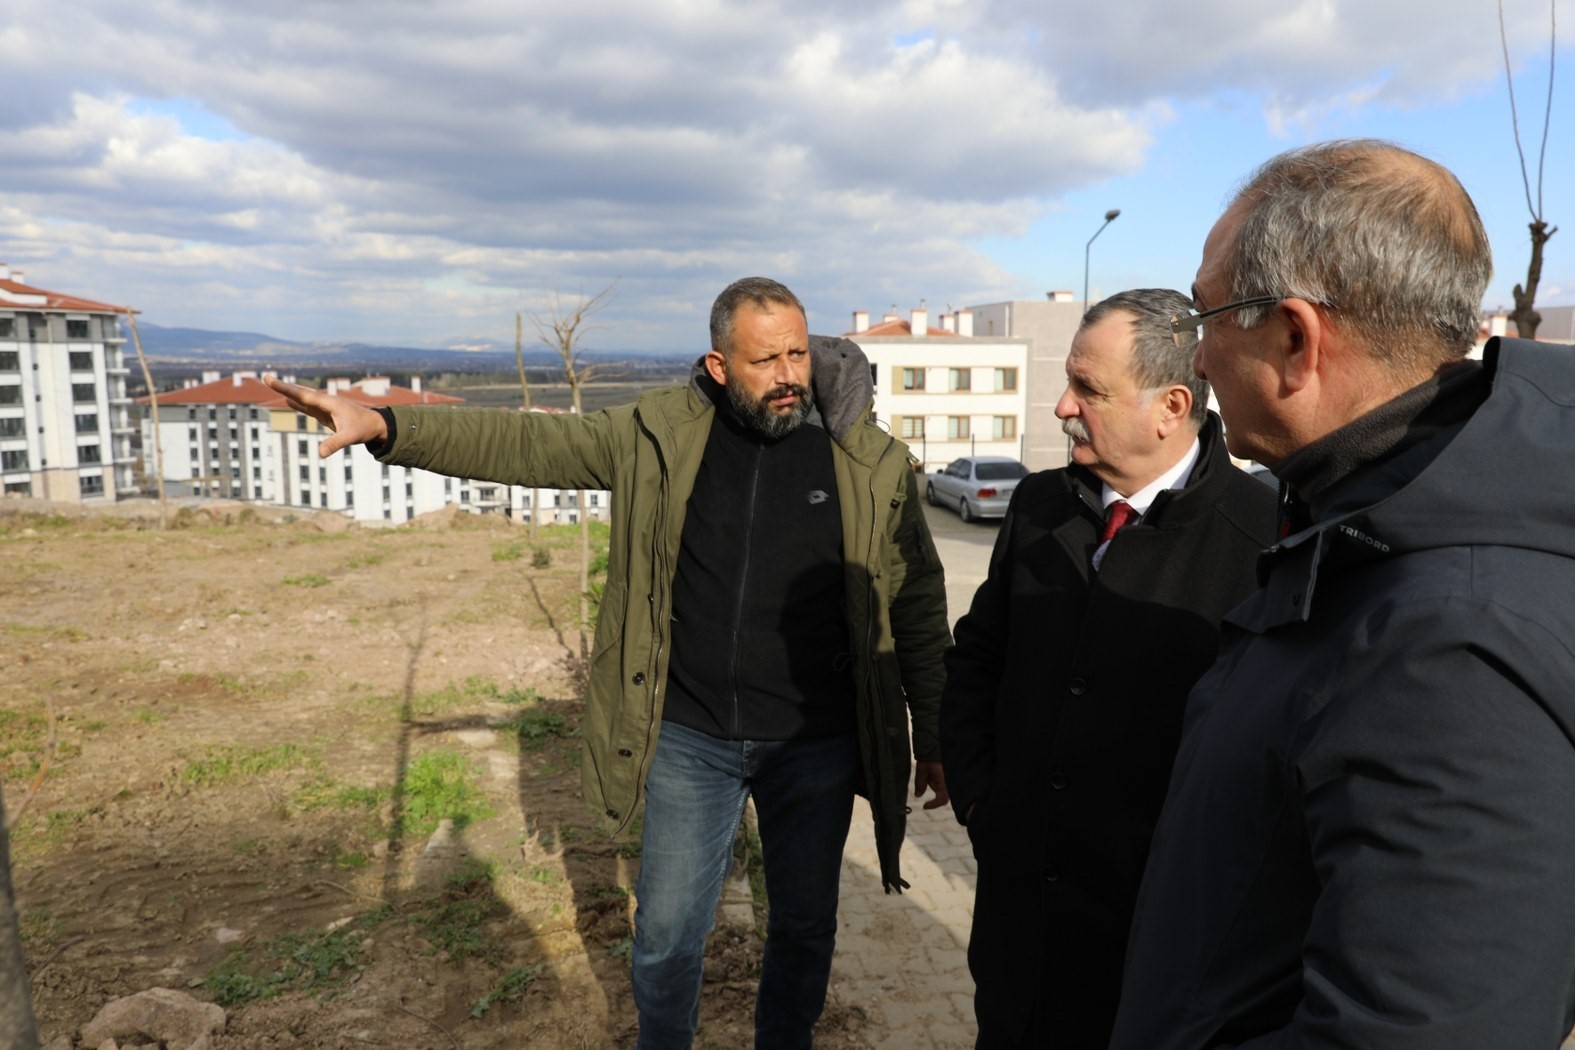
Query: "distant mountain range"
128 321 684 372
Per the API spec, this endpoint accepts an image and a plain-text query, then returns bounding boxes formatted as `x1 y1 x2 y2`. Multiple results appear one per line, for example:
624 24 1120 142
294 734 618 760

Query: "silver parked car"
926 456 1030 522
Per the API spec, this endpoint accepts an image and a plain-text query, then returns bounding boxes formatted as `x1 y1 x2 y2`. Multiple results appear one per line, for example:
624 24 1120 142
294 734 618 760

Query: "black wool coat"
941 413 1276 1047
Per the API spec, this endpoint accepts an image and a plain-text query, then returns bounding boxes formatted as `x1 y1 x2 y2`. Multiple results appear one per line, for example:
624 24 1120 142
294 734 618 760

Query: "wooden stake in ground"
0 783 41 1050
126 310 169 528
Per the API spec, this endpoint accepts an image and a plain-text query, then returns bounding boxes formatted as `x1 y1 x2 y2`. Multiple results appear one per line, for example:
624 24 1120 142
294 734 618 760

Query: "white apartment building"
141 371 609 526
845 305 1029 473
0 265 137 502
966 292 1086 472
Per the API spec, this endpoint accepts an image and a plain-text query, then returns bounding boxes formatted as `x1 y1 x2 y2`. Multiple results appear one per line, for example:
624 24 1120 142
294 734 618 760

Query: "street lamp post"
1082 208 1121 314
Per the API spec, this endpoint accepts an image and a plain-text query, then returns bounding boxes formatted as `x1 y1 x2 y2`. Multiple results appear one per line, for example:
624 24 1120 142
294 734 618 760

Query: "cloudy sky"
2 0 1570 351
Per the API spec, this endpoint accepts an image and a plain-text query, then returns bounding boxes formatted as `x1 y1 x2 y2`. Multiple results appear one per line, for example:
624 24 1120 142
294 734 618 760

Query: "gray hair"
709 277 806 354
1082 288 1208 427
1225 139 1492 369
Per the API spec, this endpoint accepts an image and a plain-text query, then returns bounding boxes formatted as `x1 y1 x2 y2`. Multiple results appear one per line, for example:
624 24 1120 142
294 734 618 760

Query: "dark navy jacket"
1112 338 1575 1049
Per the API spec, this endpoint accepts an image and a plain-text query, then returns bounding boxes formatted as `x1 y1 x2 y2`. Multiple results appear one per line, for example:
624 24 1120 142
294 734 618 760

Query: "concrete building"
0 265 137 502
845 305 1029 473
141 371 609 525
965 292 1085 472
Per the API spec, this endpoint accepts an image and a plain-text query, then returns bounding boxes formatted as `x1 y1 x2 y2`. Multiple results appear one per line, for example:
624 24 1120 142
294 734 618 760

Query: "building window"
297 439 309 456
947 416 970 440
993 415 1018 440
0 319 14 339
80 474 104 496
78 444 101 465
249 408 259 421
897 416 926 440
208 407 218 420
0 418 22 438
253 466 262 480
75 413 99 433
2 450 26 471
0 352 18 372
72 383 97 404
0 386 22 405
4 481 31 496
296 413 308 431
69 351 93 371
299 465 310 482
901 368 926 392
191 465 201 478
66 319 89 340
948 368 971 392
253 486 262 499
995 367 1018 392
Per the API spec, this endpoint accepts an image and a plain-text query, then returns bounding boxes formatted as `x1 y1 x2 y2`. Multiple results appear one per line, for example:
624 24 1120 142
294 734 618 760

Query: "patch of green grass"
0 708 48 778
293 776 390 813
18 908 63 949
342 551 384 569
531 546 552 568
2 622 88 642
333 850 370 870
400 751 494 835
282 573 331 588
524 864 558 886
181 743 319 788
204 907 392 1007
414 862 506 961
470 964 545 1018
491 541 527 562
507 708 574 751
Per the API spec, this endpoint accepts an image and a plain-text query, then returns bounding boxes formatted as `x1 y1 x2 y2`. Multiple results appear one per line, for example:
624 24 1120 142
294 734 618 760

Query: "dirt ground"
0 497 876 1049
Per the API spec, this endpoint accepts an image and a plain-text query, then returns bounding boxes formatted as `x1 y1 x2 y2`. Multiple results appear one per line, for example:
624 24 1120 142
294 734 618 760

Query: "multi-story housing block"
846 305 1030 473
965 292 1085 472
142 372 609 525
0 265 137 501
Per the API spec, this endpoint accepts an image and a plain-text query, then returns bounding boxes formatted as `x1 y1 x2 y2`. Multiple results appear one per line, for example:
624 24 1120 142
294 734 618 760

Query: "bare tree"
1499 0 1559 339
526 281 621 676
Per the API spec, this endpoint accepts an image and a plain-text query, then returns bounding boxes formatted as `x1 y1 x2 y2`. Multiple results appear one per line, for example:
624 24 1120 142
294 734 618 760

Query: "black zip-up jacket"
662 388 857 741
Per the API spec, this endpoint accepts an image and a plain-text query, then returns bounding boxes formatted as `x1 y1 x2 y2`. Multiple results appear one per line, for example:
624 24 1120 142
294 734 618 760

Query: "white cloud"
0 0 1564 345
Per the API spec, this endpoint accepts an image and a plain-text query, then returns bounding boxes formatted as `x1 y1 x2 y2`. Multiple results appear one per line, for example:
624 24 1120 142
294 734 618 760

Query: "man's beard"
727 378 814 439
1062 417 1091 444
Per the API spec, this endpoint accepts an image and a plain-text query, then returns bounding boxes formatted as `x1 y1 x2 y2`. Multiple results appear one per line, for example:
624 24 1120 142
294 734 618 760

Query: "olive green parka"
376 335 950 890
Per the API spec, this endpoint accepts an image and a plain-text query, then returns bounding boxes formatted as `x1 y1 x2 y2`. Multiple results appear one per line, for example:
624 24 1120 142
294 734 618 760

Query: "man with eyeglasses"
940 288 1276 1048
1111 139 1575 1048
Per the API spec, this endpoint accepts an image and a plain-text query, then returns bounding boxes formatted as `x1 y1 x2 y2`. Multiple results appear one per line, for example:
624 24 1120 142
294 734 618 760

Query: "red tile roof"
138 374 465 407
844 319 962 338
0 273 134 314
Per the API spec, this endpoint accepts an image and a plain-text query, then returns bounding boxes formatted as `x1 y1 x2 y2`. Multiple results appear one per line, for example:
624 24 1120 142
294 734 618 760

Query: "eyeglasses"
1169 295 1283 349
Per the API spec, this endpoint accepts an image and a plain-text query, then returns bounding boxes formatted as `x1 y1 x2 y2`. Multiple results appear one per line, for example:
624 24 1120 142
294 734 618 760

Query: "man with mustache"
265 276 951 1049
940 288 1276 1048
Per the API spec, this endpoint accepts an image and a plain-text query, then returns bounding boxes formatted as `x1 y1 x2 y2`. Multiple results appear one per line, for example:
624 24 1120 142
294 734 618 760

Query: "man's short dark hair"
1225 139 1492 369
710 277 806 354
1082 289 1208 427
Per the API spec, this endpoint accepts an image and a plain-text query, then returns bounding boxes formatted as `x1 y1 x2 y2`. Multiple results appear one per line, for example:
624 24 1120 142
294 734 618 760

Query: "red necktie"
1100 500 1136 542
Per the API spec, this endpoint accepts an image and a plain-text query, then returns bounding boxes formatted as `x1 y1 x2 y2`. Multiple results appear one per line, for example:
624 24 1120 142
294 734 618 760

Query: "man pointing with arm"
268 276 951 1050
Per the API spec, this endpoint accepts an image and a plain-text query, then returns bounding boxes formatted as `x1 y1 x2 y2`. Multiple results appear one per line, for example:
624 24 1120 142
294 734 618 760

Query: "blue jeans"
632 721 859 1050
